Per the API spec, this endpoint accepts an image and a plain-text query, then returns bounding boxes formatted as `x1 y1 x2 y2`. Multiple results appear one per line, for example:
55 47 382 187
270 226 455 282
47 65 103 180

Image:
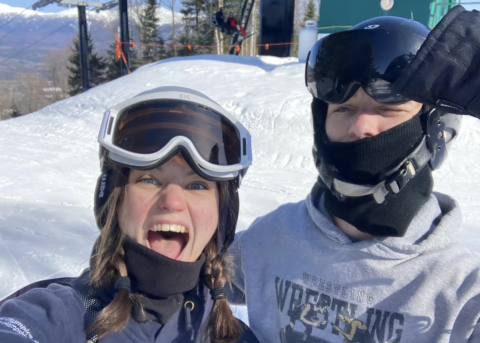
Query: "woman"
0 86 258 343
226 13 238 35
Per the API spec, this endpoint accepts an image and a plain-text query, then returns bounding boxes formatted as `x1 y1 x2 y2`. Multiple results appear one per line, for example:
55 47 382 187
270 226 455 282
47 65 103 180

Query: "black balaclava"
123 238 205 324
312 98 434 237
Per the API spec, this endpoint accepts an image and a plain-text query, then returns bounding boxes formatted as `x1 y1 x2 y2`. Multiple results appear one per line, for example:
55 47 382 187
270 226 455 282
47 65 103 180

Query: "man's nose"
348 111 381 140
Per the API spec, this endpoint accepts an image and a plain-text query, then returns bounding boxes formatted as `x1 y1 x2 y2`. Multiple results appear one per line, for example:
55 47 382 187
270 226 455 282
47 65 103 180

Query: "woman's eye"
139 178 159 186
187 183 207 190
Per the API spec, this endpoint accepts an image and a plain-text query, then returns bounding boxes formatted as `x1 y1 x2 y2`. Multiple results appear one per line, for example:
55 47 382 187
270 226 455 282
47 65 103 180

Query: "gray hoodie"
229 191 480 343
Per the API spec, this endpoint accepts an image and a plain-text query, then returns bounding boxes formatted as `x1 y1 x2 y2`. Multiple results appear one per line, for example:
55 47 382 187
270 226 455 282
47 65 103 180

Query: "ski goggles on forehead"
306 29 426 104
98 90 252 182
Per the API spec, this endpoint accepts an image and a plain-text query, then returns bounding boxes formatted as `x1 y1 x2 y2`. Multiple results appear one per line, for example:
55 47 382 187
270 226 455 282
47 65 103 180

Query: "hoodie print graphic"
277 273 403 343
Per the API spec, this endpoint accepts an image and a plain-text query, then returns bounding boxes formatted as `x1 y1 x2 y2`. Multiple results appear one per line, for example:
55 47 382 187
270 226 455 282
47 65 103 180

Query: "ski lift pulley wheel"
380 0 394 10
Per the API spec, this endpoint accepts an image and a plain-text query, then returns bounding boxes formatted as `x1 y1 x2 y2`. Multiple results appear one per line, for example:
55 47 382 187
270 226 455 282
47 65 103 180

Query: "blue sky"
1 0 480 13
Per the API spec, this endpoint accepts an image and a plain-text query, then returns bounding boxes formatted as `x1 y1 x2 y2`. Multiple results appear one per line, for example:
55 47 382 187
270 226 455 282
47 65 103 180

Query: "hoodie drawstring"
184 301 195 341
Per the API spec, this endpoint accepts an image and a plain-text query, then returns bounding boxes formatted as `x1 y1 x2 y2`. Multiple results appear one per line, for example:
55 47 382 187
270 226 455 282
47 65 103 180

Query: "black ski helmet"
306 16 462 202
306 16 430 104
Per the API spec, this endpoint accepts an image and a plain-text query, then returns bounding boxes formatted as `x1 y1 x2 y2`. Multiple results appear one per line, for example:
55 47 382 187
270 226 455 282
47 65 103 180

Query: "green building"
318 0 458 34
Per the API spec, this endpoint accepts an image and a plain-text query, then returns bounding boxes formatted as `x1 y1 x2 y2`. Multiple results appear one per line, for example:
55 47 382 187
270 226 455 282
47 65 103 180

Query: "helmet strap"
324 166 433 237
94 167 116 229
331 136 432 204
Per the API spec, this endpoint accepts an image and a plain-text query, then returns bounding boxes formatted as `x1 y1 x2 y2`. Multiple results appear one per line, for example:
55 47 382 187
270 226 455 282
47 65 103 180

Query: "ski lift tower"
33 1 105 92
259 0 295 57
32 0 130 91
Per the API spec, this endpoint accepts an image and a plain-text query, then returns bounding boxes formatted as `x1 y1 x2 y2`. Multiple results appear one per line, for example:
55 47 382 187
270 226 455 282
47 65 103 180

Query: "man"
229 6 480 343
215 7 226 33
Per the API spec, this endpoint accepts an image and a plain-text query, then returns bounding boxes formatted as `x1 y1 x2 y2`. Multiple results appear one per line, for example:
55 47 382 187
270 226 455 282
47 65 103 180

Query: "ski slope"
1 55 480 317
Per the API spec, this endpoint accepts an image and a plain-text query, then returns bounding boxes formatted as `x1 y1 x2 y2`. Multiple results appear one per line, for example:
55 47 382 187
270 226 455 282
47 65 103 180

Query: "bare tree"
0 82 14 120
249 0 259 56
215 0 224 54
160 0 180 38
41 48 70 102
129 0 145 56
292 0 310 56
10 73 51 116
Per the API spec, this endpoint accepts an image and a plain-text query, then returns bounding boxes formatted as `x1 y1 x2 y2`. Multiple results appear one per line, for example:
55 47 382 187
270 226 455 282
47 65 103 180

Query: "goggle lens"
306 29 426 104
112 99 241 166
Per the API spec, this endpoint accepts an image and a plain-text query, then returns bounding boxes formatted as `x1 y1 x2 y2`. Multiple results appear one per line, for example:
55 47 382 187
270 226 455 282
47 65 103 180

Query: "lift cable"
0 16 34 44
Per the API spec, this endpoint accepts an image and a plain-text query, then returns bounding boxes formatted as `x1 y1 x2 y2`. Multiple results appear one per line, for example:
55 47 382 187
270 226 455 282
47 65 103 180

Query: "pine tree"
180 0 204 32
10 102 21 118
90 48 107 86
67 34 107 96
223 0 244 17
304 0 317 22
179 0 215 55
67 37 82 96
194 16 214 55
139 0 167 64
129 46 144 70
176 31 194 57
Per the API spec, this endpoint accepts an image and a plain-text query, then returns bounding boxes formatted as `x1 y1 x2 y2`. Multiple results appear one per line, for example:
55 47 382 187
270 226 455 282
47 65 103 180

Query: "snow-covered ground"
1 55 480 317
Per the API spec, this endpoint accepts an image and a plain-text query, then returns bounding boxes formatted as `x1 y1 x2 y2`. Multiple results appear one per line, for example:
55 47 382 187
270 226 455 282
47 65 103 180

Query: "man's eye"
335 107 352 113
381 108 404 114
187 183 207 190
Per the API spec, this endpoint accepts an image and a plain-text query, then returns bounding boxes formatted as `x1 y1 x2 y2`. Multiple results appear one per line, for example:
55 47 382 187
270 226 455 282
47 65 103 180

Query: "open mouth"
147 224 189 260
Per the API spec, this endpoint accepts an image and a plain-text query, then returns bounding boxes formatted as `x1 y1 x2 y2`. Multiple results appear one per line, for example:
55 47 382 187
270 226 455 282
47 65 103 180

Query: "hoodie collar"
307 185 462 258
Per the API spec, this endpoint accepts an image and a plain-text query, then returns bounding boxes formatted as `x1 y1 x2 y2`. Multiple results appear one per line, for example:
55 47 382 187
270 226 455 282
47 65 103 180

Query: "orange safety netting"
113 37 318 63
115 34 137 74
115 38 314 51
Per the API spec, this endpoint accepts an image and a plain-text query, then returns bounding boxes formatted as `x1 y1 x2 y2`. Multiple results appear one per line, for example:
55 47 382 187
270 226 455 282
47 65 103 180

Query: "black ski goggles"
306 29 427 104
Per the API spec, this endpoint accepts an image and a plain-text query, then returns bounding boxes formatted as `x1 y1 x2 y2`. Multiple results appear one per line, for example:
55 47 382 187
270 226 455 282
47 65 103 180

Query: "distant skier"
215 7 226 33
226 12 239 35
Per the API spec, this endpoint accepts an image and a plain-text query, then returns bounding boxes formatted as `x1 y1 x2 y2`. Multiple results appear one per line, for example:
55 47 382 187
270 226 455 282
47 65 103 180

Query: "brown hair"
89 162 242 342
201 180 242 343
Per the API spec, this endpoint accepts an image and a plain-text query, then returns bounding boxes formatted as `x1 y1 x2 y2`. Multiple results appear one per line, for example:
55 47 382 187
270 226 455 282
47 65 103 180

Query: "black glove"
392 5 480 119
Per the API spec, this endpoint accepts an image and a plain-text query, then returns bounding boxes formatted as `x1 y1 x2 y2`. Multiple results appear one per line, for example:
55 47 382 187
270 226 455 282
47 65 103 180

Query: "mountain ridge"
0 2 182 80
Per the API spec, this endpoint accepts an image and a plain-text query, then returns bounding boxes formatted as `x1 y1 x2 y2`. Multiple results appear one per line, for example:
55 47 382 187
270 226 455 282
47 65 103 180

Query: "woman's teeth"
150 223 187 234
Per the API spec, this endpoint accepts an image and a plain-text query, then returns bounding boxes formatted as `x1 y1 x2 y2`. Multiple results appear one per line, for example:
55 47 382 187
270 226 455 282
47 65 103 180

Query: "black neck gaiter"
323 167 433 236
315 109 434 237
123 238 205 324
320 114 424 185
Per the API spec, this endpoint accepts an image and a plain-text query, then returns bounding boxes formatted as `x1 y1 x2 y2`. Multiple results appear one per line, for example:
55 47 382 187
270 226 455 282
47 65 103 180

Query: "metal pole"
78 5 90 92
118 0 130 75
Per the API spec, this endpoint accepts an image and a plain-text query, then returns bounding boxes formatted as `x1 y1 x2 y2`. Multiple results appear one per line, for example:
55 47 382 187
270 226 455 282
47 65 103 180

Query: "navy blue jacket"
215 11 225 26
0 282 258 343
